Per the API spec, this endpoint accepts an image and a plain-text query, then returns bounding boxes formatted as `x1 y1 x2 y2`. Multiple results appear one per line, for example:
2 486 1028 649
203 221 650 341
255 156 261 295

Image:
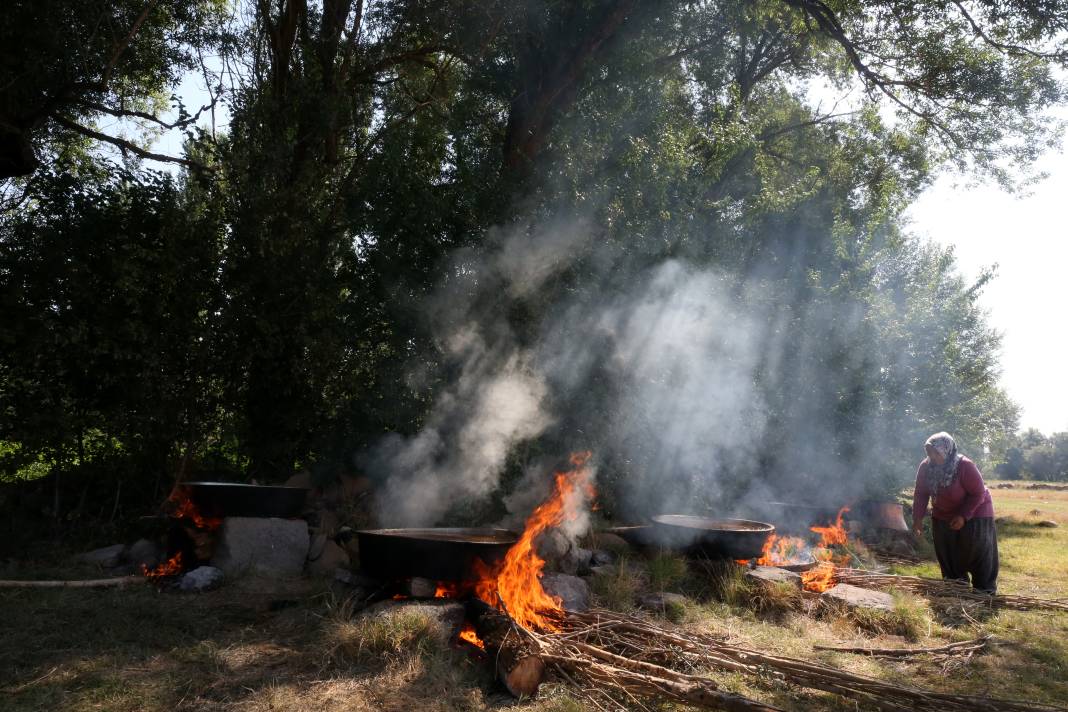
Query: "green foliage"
3 0 1065 535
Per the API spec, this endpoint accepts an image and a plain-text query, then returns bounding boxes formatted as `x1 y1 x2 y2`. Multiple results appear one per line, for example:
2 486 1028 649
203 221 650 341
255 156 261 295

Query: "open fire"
390 452 595 633
736 505 853 592
141 486 223 580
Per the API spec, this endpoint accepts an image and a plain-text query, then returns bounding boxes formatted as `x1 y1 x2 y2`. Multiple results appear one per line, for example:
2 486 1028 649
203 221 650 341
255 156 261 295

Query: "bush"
589 559 643 612
647 552 688 591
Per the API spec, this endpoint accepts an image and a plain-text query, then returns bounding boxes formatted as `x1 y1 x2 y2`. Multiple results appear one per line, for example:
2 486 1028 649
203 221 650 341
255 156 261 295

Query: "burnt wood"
465 599 545 698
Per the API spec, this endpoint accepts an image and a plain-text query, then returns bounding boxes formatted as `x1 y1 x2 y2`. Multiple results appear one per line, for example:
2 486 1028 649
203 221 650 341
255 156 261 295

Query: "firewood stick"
0 576 148 588
814 635 992 657
536 650 784 712
549 640 783 712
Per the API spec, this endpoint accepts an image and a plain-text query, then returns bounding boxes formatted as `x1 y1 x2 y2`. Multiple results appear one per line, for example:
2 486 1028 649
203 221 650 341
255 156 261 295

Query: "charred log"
465 599 546 698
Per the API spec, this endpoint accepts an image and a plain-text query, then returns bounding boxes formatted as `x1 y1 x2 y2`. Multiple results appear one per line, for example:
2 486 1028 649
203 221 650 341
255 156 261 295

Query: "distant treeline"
993 430 1068 482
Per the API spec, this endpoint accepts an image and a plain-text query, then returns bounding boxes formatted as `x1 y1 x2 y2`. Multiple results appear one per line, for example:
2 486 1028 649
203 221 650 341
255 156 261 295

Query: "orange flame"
755 533 810 566
810 506 849 547
800 561 837 592
458 621 485 649
435 582 459 598
168 487 222 531
142 552 183 580
475 451 595 632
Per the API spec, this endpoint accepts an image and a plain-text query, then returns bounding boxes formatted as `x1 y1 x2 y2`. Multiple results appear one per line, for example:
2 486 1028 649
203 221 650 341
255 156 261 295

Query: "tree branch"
101 1 161 89
950 1 1068 60
73 99 216 131
53 115 210 172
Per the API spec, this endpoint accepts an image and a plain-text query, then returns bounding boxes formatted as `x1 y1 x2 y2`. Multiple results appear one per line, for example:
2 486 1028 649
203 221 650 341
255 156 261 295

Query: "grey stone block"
211 517 310 577
542 572 590 612
76 544 126 568
180 566 224 592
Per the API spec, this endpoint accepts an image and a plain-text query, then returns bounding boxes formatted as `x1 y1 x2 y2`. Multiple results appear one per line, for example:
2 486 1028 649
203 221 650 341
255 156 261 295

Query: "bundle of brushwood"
466 601 779 711
505 608 1065 712
824 566 1068 613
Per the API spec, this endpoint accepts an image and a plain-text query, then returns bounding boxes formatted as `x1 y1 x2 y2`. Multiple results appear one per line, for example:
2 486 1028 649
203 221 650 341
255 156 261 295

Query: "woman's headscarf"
925 432 964 493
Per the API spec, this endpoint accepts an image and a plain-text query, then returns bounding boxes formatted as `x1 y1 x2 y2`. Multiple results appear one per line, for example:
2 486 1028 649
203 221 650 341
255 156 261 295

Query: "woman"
912 432 998 594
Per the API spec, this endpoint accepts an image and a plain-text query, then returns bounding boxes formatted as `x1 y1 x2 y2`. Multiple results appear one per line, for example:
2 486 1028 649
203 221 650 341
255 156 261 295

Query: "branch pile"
509 609 1065 712
824 567 1068 613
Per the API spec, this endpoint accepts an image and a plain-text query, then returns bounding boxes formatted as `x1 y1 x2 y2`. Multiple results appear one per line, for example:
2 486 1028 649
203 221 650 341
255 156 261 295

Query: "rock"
1037 520 1059 528
746 566 802 589
308 540 350 577
285 470 313 490
1029 509 1042 516
640 592 688 613
560 546 593 575
587 532 630 554
310 509 340 537
307 533 329 561
211 517 310 577
76 544 126 568
536 528 571 564
881 537 917 558
589 564 617 578
542 572 590 612
821 583 894 612
337 527 360 562
126 538 162 570
340 474 372 500
406 577 438 598
359 599 465 640
179 566 224 592
590 549 614 566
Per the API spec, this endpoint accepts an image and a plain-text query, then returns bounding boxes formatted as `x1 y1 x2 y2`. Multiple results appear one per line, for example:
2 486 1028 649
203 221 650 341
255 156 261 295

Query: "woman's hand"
949 515 965 530
912 523 924 539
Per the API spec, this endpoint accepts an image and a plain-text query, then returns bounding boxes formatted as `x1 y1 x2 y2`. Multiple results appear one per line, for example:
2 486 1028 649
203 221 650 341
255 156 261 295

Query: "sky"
905 146 1068 435
147 68 1068 436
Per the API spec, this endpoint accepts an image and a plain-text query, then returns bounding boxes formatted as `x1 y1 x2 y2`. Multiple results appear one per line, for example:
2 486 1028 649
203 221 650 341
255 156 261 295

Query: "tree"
0 0 231 179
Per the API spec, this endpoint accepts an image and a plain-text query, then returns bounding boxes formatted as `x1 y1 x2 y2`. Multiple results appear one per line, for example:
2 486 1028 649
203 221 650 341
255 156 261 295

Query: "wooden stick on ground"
814 635 992 658
0 576 148 589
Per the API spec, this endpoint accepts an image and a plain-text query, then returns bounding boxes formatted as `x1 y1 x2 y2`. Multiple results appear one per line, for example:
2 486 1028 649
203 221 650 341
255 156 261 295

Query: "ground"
1 482 1066 711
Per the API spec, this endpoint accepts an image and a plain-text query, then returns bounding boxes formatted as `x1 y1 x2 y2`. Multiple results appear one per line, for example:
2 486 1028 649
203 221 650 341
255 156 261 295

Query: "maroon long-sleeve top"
912 456 994 527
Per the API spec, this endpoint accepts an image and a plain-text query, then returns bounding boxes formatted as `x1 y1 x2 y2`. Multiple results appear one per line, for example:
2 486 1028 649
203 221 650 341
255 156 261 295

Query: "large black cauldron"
651 515 775 560
356 527 518 582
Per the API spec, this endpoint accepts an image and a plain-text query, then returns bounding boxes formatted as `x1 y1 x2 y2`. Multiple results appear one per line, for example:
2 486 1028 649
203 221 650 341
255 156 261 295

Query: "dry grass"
2 482 1067 711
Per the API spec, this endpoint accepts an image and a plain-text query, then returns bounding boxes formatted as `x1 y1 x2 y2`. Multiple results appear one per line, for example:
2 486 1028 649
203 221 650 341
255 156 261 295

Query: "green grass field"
1 483 1066 711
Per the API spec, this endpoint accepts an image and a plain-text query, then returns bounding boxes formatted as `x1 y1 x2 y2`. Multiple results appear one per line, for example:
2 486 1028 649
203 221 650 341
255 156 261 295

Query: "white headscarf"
925 432 964 493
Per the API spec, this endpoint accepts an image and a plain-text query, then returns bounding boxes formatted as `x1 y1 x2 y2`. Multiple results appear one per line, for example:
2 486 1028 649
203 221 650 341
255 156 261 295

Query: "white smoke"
365 220 592 526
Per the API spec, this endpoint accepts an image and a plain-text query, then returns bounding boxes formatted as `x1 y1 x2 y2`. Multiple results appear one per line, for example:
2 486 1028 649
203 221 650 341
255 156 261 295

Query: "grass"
2 481 1067 711
646 551 688 592
588 557 643 612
